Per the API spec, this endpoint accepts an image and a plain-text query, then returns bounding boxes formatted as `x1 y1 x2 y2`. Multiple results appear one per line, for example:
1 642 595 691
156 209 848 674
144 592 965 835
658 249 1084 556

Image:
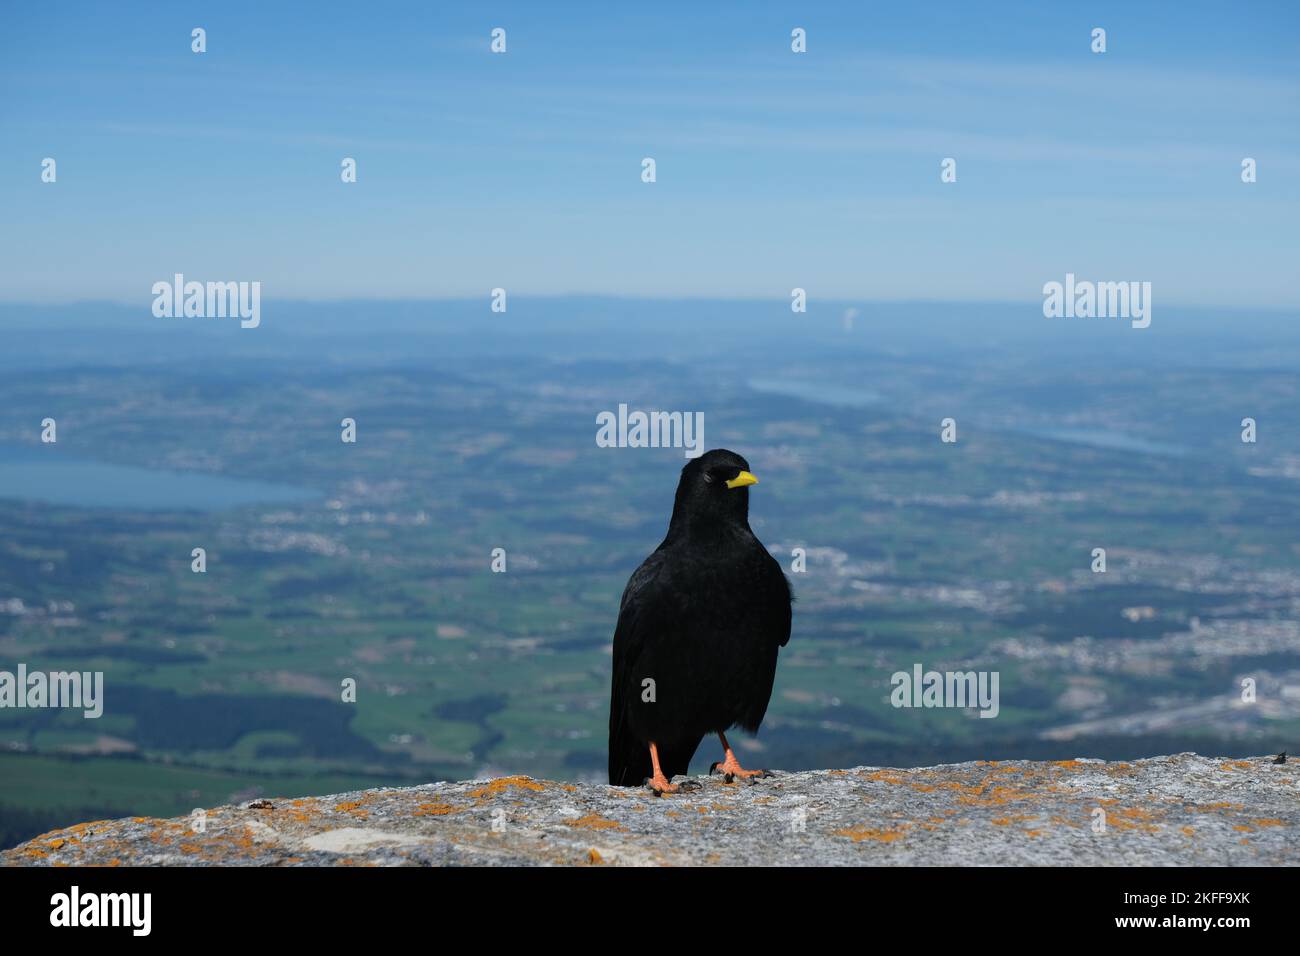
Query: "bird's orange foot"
709 756 774 784
643 772 678 795
643 773 701 796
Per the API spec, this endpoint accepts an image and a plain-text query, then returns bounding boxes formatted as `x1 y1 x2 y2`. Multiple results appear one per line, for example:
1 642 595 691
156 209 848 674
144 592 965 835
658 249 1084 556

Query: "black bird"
608 449 792 793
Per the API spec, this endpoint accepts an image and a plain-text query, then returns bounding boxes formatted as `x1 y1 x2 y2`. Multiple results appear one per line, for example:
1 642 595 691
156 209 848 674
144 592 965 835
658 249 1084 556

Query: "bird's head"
669 448 759 532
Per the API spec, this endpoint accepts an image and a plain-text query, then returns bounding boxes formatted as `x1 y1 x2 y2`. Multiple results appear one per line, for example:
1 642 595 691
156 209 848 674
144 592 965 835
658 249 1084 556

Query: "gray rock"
5 753 1296 866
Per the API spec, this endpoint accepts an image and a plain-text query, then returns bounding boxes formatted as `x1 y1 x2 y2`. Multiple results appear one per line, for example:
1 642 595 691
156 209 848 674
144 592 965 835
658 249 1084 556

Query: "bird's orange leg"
644 741 680 794
710 732 773 782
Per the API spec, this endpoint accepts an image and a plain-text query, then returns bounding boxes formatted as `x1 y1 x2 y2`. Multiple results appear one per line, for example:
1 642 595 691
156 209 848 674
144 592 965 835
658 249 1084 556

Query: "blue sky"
1 1 1297 307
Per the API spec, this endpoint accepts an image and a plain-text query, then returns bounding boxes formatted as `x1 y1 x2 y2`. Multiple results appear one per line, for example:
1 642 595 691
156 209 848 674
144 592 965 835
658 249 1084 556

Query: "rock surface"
5 753 1296 866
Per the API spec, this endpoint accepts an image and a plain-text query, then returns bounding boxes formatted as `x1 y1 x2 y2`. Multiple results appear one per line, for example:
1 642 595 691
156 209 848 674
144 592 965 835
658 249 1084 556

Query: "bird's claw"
643 776 672 796
710 761 773 784
643 775 700 796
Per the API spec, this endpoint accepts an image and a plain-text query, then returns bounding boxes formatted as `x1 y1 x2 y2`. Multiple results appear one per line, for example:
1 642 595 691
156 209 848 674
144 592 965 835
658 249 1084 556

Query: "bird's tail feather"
608 709 651 786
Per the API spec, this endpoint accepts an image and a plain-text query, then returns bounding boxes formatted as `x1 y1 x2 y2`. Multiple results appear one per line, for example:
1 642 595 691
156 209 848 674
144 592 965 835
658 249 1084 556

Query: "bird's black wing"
771 561 793 648
607 549 673 785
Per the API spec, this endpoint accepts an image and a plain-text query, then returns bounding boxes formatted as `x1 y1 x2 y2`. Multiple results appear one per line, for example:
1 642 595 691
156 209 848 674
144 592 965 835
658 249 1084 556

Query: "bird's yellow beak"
725 470 758 489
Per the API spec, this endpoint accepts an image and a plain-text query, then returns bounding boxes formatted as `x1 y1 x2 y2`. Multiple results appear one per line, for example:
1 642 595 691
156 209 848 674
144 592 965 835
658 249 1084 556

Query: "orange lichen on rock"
468 776 546 799
834 824 909 844
955 783 1039 808
412 802 457 816
62 822 105 837
1102 805 1164 833
863 770 906 784
564 813 624 831
1187 801 1244 813
1113 806 1162 821
277 807 317 823
333 800 371 819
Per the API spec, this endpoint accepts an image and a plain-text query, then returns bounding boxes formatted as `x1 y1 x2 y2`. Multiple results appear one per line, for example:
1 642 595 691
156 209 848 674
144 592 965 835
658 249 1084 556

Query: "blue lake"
0 447 317 511
1015 427 1186 458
